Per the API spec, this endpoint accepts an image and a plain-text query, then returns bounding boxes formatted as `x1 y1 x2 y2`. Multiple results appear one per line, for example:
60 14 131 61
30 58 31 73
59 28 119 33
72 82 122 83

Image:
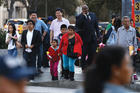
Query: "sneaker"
54 76 58 80
38 69 43 74
133 74 138 80
29 80 34 83
52 76 55 80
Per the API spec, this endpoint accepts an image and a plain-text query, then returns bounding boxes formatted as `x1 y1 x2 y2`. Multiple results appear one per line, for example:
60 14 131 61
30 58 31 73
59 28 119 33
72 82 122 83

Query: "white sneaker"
29 80 34 83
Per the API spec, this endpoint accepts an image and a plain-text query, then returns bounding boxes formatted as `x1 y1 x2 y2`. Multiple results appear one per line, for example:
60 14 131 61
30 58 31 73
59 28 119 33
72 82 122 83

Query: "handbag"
75 58 81 67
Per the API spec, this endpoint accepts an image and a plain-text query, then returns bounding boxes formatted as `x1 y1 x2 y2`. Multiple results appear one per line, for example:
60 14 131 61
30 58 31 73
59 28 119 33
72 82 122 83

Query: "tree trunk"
8 0 15 19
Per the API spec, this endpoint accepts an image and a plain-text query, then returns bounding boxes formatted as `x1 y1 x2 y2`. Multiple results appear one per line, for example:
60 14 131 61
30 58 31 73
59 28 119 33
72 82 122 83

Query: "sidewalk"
26 86 76 93
0 49 83 88
0 49 140 91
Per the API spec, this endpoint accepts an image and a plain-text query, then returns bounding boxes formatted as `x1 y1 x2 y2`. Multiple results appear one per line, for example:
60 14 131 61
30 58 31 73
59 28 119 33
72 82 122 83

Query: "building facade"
0 1 27 28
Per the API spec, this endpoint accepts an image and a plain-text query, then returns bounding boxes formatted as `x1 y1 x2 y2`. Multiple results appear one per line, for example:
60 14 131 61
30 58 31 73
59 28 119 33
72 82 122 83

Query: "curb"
28 81 83 89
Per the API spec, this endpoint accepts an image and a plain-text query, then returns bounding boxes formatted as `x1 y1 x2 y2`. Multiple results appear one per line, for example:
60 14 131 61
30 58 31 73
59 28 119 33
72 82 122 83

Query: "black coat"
21 30 41 54
76 12 100 44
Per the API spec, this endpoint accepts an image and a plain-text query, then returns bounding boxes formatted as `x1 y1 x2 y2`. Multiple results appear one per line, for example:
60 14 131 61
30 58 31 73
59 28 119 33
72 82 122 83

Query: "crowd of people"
3 4 140 93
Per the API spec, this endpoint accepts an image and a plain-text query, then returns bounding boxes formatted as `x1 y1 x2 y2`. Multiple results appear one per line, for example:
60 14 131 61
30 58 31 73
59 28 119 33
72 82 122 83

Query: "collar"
105 82 125 89
57 17 64 22
51 46 59 50
28 29 34 33
122 26 133 32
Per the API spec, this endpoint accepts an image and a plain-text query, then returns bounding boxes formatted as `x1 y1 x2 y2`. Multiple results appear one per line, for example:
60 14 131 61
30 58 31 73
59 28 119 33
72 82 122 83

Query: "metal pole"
45 0 48 17
122 0 132 17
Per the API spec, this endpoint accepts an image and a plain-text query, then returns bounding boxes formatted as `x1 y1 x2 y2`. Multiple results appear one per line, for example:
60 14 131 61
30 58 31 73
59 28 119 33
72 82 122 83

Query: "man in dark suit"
21 20 41 81
76 5 100 71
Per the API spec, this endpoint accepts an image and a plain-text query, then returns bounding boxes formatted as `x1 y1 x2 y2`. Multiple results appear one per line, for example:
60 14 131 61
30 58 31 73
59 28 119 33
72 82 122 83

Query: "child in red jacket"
58 25 83 81
47 39 60 80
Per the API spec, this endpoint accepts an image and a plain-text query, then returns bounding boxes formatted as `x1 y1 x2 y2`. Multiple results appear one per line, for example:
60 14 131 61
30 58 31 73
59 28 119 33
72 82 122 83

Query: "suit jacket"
21 30 41 54
76 12 100 44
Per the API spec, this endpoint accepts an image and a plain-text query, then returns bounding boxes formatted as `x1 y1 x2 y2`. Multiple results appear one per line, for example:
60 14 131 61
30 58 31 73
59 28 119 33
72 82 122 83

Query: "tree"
21 0 79 17
47 0 79 17
84 0 122 21
1 0 79 19
2 0 15 18
19 0 41 17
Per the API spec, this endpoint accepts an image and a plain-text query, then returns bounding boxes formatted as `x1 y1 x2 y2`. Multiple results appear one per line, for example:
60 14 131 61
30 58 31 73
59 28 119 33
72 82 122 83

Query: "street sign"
135 2 140 10
135 0 140 33
135 15 140 23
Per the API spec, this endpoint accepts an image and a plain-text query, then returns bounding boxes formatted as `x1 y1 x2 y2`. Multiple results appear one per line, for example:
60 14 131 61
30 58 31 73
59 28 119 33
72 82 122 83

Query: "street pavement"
1 49 140 92
26 86 76 93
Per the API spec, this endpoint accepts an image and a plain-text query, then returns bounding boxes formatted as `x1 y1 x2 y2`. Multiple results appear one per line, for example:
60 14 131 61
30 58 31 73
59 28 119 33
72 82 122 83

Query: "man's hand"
25 44 28 48
30 45 34 49
42 36 44 41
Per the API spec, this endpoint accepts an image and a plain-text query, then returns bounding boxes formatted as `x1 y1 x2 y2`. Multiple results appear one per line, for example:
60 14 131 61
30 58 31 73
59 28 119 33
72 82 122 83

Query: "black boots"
52 76 58 81
69 72 75 81
64 70 69 79
64 70 75 81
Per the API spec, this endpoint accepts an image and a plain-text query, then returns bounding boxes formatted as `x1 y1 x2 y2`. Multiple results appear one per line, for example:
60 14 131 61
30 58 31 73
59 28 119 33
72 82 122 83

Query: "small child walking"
47 39 60 80
58 24 67 78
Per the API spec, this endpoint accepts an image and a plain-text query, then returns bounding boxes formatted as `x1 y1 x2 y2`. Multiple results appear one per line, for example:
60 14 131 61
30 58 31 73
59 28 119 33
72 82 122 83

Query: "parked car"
3 19 27 34
98 22 109 31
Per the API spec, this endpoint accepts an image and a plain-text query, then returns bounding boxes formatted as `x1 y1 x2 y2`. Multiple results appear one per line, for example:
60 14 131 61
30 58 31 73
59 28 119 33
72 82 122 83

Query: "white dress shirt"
25 30 34 53
50 17 70 39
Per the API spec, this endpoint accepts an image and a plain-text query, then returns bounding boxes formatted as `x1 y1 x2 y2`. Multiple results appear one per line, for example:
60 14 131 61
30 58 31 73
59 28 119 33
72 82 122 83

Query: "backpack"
103 27 112 44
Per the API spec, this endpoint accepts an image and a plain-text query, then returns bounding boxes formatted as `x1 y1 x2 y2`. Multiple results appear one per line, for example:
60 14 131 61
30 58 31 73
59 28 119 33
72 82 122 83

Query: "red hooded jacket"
58 32 83 57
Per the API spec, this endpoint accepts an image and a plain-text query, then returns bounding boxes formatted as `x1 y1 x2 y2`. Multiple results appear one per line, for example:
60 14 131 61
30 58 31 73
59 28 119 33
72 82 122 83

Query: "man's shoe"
38 69 43 74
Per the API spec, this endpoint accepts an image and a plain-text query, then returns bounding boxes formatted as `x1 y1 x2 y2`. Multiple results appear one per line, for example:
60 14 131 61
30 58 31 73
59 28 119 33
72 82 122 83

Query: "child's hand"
46 51 49 55
58 53 61 56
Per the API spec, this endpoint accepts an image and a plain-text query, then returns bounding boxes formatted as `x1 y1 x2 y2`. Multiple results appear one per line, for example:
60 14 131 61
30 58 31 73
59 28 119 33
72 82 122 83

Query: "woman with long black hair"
5 23 19 57
85 46 133 93
106 17 122 45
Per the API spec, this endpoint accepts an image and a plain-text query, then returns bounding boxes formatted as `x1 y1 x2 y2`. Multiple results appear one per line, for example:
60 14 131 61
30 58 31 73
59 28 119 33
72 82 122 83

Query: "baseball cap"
47 16 54 22
0 55 34 81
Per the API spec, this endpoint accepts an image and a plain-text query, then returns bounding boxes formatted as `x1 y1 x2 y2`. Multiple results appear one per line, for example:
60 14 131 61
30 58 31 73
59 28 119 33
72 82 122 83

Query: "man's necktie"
86 14 91 22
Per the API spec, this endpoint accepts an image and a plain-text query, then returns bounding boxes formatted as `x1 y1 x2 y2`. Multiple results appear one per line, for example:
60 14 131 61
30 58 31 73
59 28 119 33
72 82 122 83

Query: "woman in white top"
5 24 19 57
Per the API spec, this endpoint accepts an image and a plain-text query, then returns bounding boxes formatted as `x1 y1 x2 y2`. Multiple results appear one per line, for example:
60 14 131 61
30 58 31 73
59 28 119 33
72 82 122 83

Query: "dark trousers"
81 43 96 70
37 44 43 69
23 51 36 80
61 56 64 76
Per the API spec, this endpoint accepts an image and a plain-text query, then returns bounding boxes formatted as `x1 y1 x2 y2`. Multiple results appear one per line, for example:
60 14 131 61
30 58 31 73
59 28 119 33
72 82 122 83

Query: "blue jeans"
62 54 76 72
37 44 43 69
8 48 17 57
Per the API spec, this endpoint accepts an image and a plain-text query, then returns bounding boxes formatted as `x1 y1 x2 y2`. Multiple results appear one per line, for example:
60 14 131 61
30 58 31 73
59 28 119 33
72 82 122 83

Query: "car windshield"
98 23 109 28
8 20 24 25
